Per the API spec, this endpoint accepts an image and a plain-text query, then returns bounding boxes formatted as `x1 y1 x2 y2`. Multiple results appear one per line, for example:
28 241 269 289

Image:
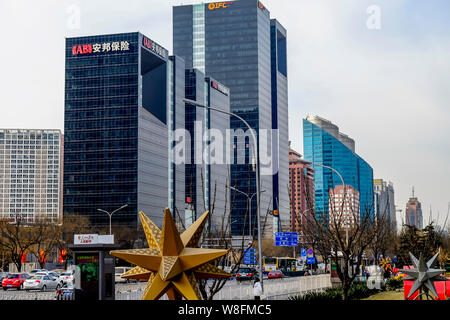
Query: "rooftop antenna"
412 186 415 198
428 205 433 225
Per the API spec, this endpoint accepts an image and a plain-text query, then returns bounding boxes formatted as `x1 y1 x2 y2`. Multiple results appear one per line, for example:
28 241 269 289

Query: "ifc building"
173 0 290 237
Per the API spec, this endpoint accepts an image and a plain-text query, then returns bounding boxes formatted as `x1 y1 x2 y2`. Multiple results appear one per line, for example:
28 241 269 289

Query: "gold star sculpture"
110 208 231 300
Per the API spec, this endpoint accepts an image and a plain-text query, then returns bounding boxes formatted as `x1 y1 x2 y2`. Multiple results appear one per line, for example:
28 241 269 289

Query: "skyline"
0 0 449 229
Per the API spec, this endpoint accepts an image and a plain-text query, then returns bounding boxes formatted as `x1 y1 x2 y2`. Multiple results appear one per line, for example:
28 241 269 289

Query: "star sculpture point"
400 251 447 299
110 208 231 300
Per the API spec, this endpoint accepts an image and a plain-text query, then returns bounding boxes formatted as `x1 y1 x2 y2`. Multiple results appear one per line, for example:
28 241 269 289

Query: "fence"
0 274 332 300
213 274 332 300
115 274 332 300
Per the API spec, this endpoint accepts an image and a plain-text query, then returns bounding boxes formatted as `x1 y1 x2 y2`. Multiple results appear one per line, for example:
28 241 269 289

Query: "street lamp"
97 204 128 235
307 161 349 243
229 186 266 240
183 98 264 292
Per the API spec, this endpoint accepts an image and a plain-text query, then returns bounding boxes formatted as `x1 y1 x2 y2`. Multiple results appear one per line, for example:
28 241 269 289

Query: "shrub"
386 278 403 291
289 282 380 301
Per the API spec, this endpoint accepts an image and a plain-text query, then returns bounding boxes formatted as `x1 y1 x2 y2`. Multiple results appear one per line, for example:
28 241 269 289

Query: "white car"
24 275 60 291
58 270 75 286
28 269 48 276
115 267 133 283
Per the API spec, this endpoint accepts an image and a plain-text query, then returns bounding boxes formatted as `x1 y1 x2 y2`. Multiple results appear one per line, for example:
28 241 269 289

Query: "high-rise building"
184 69 231 231
303 115 374 219
405 189 423 229
64 32 185 229
329 185 360 229
374 179 396 231
288 145 315 234
0 129 63 223
173 0 289 237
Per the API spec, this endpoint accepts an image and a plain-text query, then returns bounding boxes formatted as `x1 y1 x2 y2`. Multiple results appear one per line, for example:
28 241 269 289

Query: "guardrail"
115 274 332 300
213 274 332 300
0 274 332 300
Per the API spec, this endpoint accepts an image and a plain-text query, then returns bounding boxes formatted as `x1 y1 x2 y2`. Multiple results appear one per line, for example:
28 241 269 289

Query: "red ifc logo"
72 44 93 55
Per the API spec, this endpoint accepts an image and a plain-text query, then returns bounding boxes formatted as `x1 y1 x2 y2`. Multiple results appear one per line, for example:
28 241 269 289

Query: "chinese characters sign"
211 80 230 96
72 41 130 56
142 36 167 59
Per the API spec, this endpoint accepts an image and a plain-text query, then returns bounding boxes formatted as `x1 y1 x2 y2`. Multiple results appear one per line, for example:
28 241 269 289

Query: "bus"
263 257 299 274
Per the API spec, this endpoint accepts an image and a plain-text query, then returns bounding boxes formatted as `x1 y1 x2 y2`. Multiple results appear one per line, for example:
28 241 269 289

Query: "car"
58 270 75 286
268 270 284 279
29 269 48 276
115 267 133 283
2 273 30 290
235 268 256 281
24 275 60 291
0 272 8 286
47 272 60 280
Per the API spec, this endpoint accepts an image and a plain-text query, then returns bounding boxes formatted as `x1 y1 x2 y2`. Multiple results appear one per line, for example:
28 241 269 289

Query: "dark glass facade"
303 118 374 219
173 0 289 237
64 32 184 228
184 69 231 231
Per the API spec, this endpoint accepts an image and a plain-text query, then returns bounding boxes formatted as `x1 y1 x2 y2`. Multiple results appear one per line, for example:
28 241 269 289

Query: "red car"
268 270 284 279
2 273 31 290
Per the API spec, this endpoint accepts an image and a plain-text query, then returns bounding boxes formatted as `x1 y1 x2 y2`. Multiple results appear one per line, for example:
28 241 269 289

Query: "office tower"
173 0 289 237
405 189 423 229
303 115 374 219
64 32 185 229
374 179 397 231
0 129 63 223
184 69 231 231
288 145 315 234
329 185 360 229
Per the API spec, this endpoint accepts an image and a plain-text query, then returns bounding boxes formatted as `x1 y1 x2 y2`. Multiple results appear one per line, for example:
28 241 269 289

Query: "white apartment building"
0 129 63 223
329 185 360 229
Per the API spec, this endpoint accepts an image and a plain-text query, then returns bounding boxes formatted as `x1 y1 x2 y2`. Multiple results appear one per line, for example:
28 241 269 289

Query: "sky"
0 0 449 230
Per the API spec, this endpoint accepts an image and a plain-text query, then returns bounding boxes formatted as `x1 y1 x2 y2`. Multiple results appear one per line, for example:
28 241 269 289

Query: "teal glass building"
303 116 374 219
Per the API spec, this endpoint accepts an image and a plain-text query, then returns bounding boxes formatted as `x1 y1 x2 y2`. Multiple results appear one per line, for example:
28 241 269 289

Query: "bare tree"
29 215 63 269
299 185 378 300
0 214 47 272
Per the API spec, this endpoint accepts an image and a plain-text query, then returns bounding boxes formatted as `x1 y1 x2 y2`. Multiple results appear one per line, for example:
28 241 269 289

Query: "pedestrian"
253 277 262 300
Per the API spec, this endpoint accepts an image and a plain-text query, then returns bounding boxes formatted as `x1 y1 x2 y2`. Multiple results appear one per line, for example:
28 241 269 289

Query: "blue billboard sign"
244 248 256 265
301 248 307 257
275 232 298 247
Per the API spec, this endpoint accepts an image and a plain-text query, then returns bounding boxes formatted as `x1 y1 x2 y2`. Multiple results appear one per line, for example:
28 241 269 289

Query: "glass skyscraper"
64 32 185 229
303 115 374 219
185 69 230 231
173 0 289 237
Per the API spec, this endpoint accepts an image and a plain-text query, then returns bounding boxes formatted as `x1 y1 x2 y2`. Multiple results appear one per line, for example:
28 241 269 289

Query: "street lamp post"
97 204 128 235
307 161 348 242
229 186 266 241
183 98 264 292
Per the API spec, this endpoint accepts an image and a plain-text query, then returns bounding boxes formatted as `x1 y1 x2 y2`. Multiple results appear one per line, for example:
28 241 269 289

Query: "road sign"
307 257 316 264
301 248 307 257
244 248 256 265
306 248 314 258
275 232 298 247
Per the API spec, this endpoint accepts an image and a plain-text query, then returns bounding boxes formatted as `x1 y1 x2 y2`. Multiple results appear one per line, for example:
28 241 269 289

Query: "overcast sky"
1 0 449 230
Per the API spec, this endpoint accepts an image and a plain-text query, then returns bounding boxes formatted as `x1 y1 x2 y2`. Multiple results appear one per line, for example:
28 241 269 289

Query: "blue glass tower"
303 116 374 219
